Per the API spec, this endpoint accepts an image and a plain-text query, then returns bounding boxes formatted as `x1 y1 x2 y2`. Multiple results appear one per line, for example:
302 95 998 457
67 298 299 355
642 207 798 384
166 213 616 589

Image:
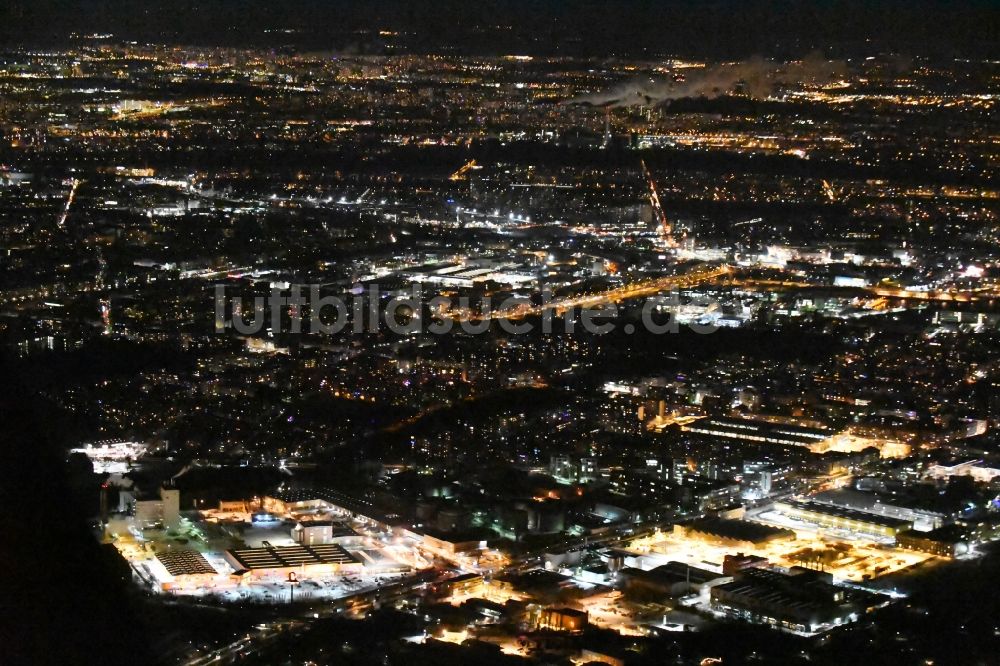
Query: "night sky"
1 1 998 58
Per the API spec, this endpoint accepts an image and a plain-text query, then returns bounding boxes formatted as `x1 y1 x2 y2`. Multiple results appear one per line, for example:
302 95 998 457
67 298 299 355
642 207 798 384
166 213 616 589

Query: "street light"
288 571 300 604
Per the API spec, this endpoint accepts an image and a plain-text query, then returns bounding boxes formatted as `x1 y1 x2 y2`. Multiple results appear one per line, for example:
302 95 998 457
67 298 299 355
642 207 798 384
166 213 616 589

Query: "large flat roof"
812 488 947 517
226 543 360 571
268 487 406 526
780 499 912 529
156 550 217 577
624 561 725 586
686 517 795 543
683 417 834 447
714 568 886 618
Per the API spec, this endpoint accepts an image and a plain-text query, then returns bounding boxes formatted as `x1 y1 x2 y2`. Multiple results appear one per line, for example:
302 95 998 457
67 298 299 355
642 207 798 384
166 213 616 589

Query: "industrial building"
538 607 588 632
437 572 485 597
682 417 836 450
414 528 492 555
897 516 1000 557
681 417 907 457
811 488 949 531
403 259 536 289
722 553 770 576
620 561 731 599
674 517 796 549
710 567 890 634
896 527 969 558
773 499 913 539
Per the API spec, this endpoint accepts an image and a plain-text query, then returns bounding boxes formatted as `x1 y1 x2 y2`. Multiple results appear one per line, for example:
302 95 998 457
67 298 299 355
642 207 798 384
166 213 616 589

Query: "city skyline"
2 4 1000 666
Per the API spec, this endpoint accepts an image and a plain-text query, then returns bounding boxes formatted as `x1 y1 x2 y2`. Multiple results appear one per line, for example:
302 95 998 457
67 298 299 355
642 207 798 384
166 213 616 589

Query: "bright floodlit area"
109 509 428 603
625 524 936 584
577 590 710 636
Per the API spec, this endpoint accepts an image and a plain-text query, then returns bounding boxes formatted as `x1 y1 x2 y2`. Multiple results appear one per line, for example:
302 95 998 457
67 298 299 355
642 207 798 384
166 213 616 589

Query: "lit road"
640 157 675 247
443 265 732 322
733 277 999 304
57 178 81 227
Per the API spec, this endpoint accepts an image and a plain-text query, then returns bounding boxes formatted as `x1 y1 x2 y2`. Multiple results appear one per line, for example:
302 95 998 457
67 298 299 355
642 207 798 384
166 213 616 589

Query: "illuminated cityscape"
3 2 1000 665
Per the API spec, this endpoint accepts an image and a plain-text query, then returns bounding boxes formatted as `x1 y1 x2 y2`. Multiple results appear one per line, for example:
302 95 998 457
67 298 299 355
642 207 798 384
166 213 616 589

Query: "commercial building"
156 550 216 576
223 543 363 577
153 550 220 590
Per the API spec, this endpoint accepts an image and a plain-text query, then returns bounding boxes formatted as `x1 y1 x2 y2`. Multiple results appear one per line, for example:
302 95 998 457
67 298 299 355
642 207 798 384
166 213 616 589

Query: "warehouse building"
674 517 796 548
812 488 949 531
620 561 731 599
682 417 836 449
774 499 912 539
711 567 890 635
264 487 405 532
